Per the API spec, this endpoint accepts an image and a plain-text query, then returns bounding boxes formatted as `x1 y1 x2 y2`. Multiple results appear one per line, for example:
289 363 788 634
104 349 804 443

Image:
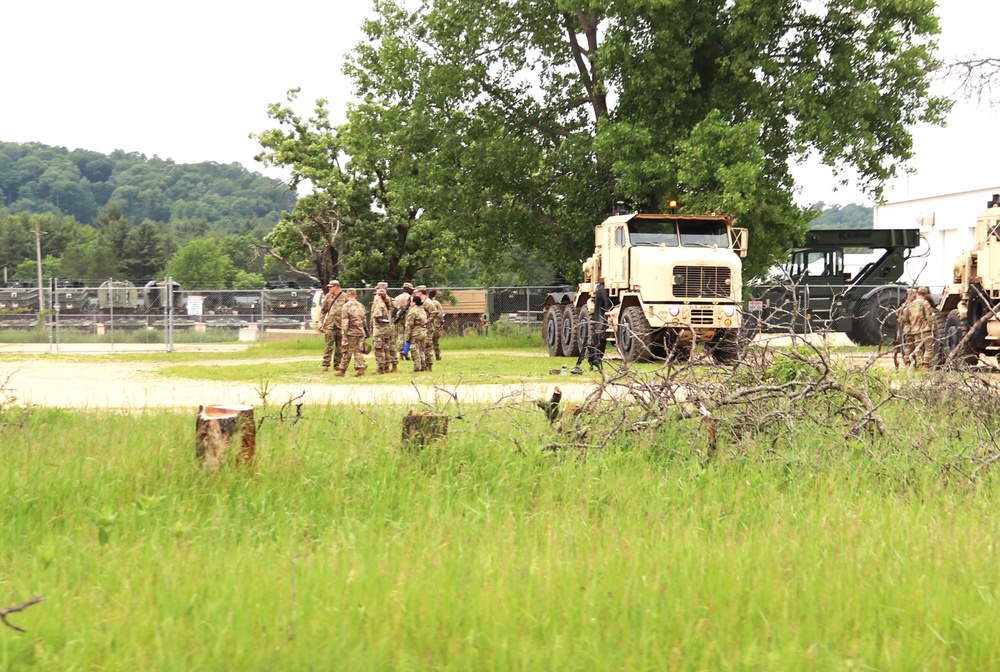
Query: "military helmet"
917 286 930 294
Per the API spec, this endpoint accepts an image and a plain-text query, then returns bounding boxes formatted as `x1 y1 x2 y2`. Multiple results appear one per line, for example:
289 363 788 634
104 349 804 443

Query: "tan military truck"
543 205 748 363
937 193 1000 364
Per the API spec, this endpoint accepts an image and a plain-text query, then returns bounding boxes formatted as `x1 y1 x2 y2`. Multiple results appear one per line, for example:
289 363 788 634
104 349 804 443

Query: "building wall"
873 187 1000 289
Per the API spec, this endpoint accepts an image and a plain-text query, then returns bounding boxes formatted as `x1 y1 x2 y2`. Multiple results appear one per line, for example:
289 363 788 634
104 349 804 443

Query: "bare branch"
1 596 44 633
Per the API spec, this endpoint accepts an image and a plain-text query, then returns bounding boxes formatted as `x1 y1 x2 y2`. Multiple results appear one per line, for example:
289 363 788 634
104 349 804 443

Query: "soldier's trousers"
322 328 344 370
409 340 425 371
915 330 934 369
423 335 434 369
340 334 367 371
373 331 392 370
389 324 399 365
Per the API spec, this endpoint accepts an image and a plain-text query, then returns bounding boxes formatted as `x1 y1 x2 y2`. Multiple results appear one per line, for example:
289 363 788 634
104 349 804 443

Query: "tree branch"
1 595 44 633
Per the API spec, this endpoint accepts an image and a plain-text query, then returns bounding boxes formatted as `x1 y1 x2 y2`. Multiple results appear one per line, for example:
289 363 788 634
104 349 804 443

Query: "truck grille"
690 308 714 325
673 266 730 298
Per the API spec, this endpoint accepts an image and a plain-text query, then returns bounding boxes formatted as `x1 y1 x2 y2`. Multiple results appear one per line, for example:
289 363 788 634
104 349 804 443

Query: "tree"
342 0 949 279
122 219 172 280
253 91 462 286
166 238 236 289
939 56 1000 107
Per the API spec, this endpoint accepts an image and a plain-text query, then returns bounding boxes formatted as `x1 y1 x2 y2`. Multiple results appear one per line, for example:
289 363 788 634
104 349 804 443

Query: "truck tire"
709 329 741 365
966 285 989 351
944 309 979 367
576 306 590 352
854 289 904 346
544 307 563 357
617 305 654 363
560 304 581 358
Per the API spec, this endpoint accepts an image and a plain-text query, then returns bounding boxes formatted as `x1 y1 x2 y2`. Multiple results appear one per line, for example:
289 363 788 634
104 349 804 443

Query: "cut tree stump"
402 411 449 449
196 404 256 468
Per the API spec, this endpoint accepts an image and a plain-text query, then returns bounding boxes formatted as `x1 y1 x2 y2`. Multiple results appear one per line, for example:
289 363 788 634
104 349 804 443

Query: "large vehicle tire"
966 285 989 351
944 309 979 367
576 305 590 352
560 304 581 358
853 289 904 346
544 306 563 357
709 329 741 365
616 305 654 363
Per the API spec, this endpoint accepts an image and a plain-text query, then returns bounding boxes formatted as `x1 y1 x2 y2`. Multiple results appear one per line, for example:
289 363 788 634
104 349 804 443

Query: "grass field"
4 347 1000 669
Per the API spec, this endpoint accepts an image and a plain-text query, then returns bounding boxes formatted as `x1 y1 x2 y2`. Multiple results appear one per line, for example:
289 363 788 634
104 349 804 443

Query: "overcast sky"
2 0 996 209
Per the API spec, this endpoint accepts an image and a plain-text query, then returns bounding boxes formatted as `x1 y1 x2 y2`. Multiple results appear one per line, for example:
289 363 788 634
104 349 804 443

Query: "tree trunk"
401 411 449 449
196 404 256 468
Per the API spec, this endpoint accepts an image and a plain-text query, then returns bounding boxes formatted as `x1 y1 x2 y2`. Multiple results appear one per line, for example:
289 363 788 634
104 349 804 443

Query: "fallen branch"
1 595 44 633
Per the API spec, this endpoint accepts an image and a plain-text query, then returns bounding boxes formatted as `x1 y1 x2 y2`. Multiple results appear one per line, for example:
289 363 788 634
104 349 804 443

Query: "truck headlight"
723 305 736 317
668 305 681 316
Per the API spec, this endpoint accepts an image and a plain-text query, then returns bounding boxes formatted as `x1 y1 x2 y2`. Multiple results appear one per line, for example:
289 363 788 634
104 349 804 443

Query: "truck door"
607 225 627 290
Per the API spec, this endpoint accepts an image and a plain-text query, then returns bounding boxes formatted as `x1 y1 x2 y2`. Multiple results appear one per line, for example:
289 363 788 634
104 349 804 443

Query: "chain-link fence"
0 280 571 350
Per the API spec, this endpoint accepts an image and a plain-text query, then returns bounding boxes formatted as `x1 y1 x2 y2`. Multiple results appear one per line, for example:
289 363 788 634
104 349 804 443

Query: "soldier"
393 282 414 360
371 286 394 374
339 288 368 377
427 288 443 362
896 288 916 369
908 286 935 370
414 286 435 372
319 280 347 374
403 294 428 372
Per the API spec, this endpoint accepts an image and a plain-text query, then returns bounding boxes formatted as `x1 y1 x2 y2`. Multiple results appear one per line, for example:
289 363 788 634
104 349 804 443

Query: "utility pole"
34 220 44 308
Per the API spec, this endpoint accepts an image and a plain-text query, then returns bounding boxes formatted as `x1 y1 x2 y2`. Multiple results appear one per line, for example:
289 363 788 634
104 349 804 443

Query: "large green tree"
339 0 948 279
253 91 462 287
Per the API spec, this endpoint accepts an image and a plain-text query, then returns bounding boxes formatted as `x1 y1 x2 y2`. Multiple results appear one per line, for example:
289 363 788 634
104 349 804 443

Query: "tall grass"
3 397 1000 669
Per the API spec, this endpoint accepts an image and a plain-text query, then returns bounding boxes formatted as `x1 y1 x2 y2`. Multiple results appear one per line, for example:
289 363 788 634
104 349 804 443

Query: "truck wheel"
560 304 581 358
944 309 979 367
617 305 653 363
576 306 590 351
855 290 903 346
709 329 741 365
544 307 563 357
966 285 989 351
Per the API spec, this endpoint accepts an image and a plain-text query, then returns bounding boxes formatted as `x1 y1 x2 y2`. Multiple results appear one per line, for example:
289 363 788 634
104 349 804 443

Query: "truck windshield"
677 220 730 248
628 220 678 246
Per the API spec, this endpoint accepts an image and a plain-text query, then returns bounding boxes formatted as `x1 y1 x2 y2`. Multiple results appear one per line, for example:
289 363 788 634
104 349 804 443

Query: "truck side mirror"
732 228 748 258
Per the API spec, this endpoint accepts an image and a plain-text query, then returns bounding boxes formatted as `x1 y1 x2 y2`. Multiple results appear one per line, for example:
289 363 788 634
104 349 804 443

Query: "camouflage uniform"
907 288 935 369
896 289 916 367
393 283 414 360
319 285 347 372
340 292 368 375
371 289 394 373
425 289 443 362
415 286 436 371
403 299 427 372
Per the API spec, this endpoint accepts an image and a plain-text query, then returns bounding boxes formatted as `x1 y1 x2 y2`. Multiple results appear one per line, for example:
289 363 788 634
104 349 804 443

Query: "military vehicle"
98 280 138 312
542 203 748 363
0 282 39 313
747 228 922 345
936 194 1000 363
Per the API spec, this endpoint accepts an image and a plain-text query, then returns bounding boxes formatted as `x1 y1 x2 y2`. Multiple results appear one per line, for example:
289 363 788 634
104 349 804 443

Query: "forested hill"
808 202 874 230
0 141 295 232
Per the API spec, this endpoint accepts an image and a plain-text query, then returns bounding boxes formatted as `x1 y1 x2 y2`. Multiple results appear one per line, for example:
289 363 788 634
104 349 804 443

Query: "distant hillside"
808 202 873 229
0 141 295 232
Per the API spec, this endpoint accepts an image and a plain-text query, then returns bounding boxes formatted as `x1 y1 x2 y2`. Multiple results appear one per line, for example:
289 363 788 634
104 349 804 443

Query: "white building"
873 186 1000 290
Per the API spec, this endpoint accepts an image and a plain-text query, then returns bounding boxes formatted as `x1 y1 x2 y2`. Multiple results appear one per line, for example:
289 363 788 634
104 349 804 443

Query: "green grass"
3 398 1000 669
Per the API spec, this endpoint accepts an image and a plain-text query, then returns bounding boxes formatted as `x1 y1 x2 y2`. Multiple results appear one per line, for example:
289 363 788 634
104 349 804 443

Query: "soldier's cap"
327 280 340 287
906 288 917 296
917 286 930 294
402 282 414 290
376 281 388 289
415 285 427 292
345 288 358 295
375 287 387 295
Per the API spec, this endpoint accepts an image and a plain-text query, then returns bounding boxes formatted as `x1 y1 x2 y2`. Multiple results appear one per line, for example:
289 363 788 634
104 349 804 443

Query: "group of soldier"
896 286 935 369
317 280 443 377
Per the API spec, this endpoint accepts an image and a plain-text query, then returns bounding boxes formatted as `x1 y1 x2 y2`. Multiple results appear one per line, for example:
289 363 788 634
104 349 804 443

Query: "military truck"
747 228 922 345
936 194 1000 363
542 205 748 363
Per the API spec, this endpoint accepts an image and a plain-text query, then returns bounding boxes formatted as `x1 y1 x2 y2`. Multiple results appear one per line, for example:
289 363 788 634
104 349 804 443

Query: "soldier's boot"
355 369 365 377
391 363 398 373
435 354 442 361
425 364 433 372
333 370 346 377
321 365 329 372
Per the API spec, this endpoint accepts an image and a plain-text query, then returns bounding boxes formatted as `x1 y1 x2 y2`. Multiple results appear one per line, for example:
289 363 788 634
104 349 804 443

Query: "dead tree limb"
1 595 44 633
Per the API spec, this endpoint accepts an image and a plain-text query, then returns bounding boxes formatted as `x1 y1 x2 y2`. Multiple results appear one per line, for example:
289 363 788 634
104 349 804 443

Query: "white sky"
2 0 996 209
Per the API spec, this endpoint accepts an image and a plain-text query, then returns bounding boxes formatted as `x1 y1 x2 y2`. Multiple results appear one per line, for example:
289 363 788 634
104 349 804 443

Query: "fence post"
167 276 175 353
108 277 115 351
260 288 266 340
49 277 56 352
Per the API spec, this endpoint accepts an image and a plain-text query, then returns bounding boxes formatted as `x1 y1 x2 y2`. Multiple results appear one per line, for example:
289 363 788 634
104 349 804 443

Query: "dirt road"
0 348 595 409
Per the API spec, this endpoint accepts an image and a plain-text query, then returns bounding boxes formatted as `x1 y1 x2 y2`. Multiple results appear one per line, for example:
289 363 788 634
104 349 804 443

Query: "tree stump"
401 411 449 450
195 404 256 468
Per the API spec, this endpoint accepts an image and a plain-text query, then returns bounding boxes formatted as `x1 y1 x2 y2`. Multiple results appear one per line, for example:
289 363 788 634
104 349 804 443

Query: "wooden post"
401 411 449 449
196 404 256 468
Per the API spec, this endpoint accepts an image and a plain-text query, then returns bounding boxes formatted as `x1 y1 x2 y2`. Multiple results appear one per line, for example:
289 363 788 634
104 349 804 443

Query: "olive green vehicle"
543 205 748 363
